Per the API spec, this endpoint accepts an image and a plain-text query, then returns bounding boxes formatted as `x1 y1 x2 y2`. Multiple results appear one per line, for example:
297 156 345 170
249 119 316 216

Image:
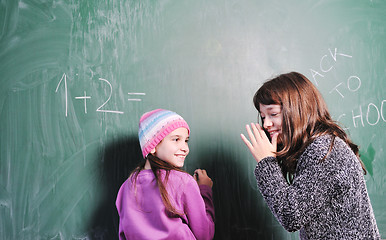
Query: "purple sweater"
116 169 215 240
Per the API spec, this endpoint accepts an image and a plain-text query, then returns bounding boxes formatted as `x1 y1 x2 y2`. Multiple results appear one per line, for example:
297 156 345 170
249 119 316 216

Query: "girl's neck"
144 159 151 169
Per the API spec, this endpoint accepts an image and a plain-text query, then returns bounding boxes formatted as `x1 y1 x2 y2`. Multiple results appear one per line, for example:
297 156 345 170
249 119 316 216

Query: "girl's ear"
150 148 156 154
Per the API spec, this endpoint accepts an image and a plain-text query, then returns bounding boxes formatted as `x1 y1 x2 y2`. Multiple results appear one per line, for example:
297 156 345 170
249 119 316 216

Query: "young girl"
116 109 215 240
240 72 380 239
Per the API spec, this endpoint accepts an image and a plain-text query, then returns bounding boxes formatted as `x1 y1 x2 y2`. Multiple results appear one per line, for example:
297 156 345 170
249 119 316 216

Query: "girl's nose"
263 118 273 129
181 142 189 152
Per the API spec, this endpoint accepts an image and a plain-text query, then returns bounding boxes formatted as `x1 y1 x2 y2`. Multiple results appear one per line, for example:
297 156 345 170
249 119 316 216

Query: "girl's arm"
240 123 331 231
254 136 337 231
182 175 215 240
193 169 213 187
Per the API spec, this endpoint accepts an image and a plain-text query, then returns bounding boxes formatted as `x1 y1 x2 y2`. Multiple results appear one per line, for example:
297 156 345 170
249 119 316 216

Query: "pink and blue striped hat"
138 109 190 158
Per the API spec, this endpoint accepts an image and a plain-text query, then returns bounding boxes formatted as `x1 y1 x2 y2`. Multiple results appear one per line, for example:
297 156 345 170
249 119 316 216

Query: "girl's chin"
269 132 281 139
175 160 185 168
270 133 282 144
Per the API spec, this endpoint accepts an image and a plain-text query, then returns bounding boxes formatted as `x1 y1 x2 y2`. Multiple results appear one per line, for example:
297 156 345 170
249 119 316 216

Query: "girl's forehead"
259 104 281 111
166 127 189 136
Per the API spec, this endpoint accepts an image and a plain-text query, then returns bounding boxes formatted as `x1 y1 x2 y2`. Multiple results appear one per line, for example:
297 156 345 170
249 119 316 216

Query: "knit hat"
138 109 190 158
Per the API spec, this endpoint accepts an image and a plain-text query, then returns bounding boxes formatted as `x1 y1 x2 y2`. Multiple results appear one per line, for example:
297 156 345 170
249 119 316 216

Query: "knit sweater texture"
255 135 380 239
116 169 215 240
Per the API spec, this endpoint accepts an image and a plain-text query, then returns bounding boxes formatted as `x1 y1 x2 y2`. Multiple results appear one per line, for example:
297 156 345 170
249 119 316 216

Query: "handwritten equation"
55 73 145 117
310 48 385 129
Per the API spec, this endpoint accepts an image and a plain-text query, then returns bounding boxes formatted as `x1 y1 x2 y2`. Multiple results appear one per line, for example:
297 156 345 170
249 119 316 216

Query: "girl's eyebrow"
265 107 281 112
168 134 189 138
266 106 280 110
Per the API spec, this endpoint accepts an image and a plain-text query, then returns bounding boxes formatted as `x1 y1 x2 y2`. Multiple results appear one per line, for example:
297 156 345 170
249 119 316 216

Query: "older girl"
241 72 380 239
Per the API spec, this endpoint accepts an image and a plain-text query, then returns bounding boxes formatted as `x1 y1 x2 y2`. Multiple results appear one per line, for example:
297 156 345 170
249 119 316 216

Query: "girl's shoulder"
299 135 337 163
122 170 151 189
305 134 349 150
299 135 352 166
129 169 193 181
164 170 199 195
167 170 196 183
306 134 348 152
303 134 333 155
126 169 197 191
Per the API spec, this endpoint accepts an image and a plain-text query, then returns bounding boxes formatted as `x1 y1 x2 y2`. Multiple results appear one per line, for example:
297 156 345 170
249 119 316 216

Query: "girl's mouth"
268 130 280 137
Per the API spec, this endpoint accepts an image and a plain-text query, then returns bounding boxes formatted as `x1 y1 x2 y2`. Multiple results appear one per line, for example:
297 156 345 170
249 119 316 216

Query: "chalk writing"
55 73 144 116
329 76 361 98
310 48 352 86
96 78 124 114
128 93 146 101
55 73 68 117
311 48 385 129
336 100 386 128
75 91 91 114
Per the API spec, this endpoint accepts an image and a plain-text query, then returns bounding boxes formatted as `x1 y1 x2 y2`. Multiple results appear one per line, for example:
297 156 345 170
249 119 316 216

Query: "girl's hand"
240 123 278 163
193 169 213 188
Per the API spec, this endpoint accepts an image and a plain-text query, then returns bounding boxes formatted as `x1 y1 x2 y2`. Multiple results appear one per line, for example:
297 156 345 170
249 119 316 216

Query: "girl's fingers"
251 122 267 143
245 124 257 146
193 172 198 181
241 123 266 150
194 169 213 187
240 133 252 147
196 169 206 175
241 133 258 154
271 132 278 152
195 169 207 177
250 123 262 140
252 122 271 143
241 123 277 162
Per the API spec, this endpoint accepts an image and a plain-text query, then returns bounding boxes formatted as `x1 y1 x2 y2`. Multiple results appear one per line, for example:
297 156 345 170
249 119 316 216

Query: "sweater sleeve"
254 137 334 232
199 185 215 222
182 179 215 240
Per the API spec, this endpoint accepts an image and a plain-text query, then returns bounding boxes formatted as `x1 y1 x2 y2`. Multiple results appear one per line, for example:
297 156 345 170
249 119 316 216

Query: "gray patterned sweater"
255 135 380 239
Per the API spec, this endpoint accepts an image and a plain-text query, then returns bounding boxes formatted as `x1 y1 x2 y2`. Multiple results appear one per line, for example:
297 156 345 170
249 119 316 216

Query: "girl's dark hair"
253 72 366 180
130 154 186 216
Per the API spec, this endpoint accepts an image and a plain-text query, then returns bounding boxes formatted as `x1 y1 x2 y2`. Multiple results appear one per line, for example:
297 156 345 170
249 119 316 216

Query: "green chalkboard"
1 0 385 239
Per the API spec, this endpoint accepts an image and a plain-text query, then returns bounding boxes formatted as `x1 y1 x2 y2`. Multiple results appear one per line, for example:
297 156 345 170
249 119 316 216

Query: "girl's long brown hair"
253 72 366 181
130 154 186 216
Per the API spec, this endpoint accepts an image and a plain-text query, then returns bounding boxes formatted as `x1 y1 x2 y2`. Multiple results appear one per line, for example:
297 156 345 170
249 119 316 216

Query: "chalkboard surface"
1 0 385 239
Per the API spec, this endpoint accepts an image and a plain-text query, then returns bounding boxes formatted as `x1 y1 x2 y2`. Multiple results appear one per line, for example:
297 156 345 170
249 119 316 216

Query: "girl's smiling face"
259 104 282 141
152 127 190 168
